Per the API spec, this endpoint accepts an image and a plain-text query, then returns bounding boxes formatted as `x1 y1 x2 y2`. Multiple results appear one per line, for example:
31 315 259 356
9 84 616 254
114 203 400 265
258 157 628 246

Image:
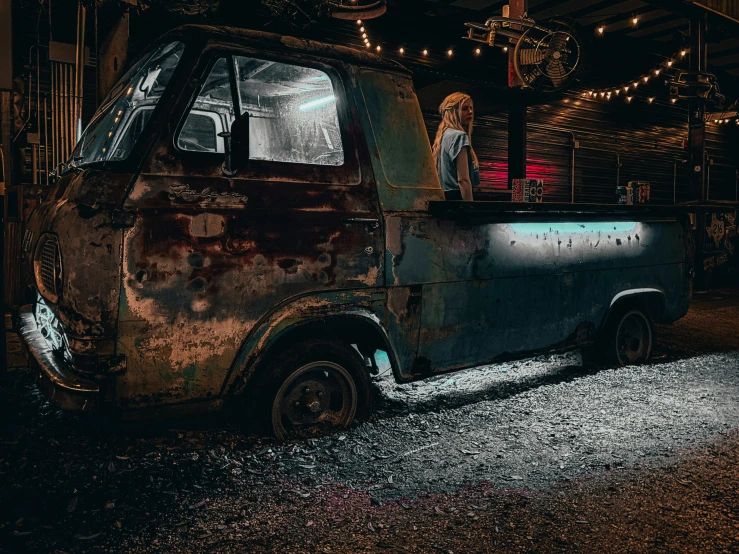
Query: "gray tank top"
436 129 480 192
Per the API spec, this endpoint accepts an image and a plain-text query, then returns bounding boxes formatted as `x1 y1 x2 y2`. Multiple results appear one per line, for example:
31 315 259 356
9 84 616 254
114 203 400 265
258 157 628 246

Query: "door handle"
343 217 380 230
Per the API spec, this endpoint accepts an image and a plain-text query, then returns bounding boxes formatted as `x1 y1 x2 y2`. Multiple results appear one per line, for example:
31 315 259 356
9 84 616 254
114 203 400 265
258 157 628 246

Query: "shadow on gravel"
372 357 601 419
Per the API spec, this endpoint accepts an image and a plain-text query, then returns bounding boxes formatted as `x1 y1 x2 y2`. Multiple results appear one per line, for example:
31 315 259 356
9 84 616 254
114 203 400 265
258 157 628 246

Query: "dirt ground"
2 289 739 553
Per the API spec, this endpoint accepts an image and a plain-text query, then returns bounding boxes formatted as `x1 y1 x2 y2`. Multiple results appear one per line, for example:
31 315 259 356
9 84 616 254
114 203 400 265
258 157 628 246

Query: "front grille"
40 236 60 297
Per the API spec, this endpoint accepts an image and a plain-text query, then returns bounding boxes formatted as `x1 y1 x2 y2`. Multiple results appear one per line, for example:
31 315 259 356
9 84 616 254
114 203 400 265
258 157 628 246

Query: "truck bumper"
18 305 100 412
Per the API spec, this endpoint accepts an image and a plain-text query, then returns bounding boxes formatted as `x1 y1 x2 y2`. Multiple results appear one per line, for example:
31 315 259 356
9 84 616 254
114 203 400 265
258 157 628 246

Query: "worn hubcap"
272 361 357 439
616 312 651 365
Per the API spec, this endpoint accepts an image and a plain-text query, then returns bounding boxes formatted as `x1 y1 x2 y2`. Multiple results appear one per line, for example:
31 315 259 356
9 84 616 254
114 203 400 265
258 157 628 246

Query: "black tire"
248 339 373 440
597 306 653 367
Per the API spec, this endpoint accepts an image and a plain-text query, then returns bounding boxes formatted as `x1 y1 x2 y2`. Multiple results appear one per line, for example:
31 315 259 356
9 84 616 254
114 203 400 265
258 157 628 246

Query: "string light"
585 48 687 107
423 49 428 56
399 47 404 54
632 16 639 25
356 19 362 25
475 48 481 55
359 26 364 32
503 46 508 52
598 26 604 34
376 45 381 52
447 49 453 56
681 50 687 57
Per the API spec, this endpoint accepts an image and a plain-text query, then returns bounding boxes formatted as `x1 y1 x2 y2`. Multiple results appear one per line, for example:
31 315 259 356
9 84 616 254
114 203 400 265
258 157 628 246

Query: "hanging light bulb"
654 69 661 75
359 26 365 32
475 48 481 55
423 49 428 56
681 50 686 57
615 89 620 96
598 26 604 34
648 97 655 103
376 45 381 52
671 98 677 103
633 82 639 88
362 33 367 38
399 47 404 54
624 86 630 93
643 76 649 82
503 46 508 52
632 16 639 25
600 91 605 97
447 49 453 56
667 60 673 67
626 96 633 103
366 43 371 48
357 19 362 25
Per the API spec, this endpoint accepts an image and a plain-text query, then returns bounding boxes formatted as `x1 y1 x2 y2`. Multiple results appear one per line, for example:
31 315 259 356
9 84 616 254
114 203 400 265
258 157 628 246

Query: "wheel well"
235 316 398 394
608 291 665 325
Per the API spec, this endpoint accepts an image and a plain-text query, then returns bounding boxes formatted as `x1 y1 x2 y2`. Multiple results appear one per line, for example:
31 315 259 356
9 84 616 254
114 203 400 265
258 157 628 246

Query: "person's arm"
455 147 474 201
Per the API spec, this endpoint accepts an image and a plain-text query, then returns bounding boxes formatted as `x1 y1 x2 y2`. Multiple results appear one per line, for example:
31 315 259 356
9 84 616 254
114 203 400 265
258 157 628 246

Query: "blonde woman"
432 92 480 201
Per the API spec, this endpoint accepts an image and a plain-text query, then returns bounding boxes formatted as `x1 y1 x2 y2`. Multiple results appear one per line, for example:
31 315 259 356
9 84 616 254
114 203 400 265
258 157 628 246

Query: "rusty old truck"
19 25 693 439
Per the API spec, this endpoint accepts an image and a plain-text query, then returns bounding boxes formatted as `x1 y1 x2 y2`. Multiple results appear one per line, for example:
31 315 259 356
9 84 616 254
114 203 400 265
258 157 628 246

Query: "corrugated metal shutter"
423 91 738 204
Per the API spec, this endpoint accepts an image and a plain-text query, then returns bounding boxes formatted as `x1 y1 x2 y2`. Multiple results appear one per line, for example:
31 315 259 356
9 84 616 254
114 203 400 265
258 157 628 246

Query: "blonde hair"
431 92 478 167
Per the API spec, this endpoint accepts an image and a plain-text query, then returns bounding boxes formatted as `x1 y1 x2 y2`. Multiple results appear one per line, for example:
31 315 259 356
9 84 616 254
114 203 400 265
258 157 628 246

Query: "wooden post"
507 0 528 189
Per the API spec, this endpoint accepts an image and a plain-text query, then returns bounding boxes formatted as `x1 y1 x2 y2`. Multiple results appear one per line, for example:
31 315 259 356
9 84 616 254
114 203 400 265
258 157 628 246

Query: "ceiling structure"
314 0 739 111
413 0 739 76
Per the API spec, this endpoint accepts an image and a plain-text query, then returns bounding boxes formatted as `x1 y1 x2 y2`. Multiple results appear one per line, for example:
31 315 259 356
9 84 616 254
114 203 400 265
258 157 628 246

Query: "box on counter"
512 179 544 202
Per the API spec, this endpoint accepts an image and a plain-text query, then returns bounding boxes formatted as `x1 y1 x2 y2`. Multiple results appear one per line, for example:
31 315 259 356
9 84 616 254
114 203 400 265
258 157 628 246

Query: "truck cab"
20 25 692 439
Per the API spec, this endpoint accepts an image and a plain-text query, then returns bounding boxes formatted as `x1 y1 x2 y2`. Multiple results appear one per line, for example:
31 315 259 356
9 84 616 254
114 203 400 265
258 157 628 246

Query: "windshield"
71 41 185 166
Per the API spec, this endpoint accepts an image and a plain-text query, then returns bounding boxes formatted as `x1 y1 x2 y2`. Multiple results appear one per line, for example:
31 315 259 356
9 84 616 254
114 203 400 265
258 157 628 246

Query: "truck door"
117 46 382 409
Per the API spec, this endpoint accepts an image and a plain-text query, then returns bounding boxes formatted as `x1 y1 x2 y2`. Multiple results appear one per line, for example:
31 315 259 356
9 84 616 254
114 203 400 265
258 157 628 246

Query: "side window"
234 56 344 166
177 55 344 166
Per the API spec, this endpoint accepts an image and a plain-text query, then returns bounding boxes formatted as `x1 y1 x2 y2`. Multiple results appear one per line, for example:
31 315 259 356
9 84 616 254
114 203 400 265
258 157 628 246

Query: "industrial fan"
465 16 585 92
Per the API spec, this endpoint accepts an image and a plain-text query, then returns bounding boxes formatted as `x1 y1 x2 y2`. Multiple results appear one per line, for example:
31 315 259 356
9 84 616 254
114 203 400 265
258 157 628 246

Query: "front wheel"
251 339 373 440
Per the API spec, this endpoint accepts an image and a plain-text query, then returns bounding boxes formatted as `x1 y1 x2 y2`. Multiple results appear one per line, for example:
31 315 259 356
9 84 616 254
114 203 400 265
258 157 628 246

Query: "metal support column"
0 0 13 376
688 14 709 289
688 14 708 202
507 0 528 189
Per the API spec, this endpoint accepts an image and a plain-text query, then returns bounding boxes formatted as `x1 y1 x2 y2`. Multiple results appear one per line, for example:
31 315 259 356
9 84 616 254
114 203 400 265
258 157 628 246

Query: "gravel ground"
1 289 739 553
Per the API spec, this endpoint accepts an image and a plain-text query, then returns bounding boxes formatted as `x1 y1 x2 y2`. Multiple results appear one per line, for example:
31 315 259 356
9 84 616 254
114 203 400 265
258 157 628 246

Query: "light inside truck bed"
508 222 638 235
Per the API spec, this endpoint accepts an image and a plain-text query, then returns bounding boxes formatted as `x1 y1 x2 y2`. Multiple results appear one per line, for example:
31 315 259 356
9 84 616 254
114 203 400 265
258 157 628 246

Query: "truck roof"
160 24 410 75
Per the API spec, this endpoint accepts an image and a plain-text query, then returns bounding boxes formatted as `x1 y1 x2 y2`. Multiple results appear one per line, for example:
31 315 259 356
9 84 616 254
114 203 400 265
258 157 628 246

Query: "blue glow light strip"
298 95 336 111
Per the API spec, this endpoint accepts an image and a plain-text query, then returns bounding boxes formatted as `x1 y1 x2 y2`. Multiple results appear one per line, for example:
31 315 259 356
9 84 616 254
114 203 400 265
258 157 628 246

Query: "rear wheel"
251 339 373 440
582 306 653 368
611 309 653 366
